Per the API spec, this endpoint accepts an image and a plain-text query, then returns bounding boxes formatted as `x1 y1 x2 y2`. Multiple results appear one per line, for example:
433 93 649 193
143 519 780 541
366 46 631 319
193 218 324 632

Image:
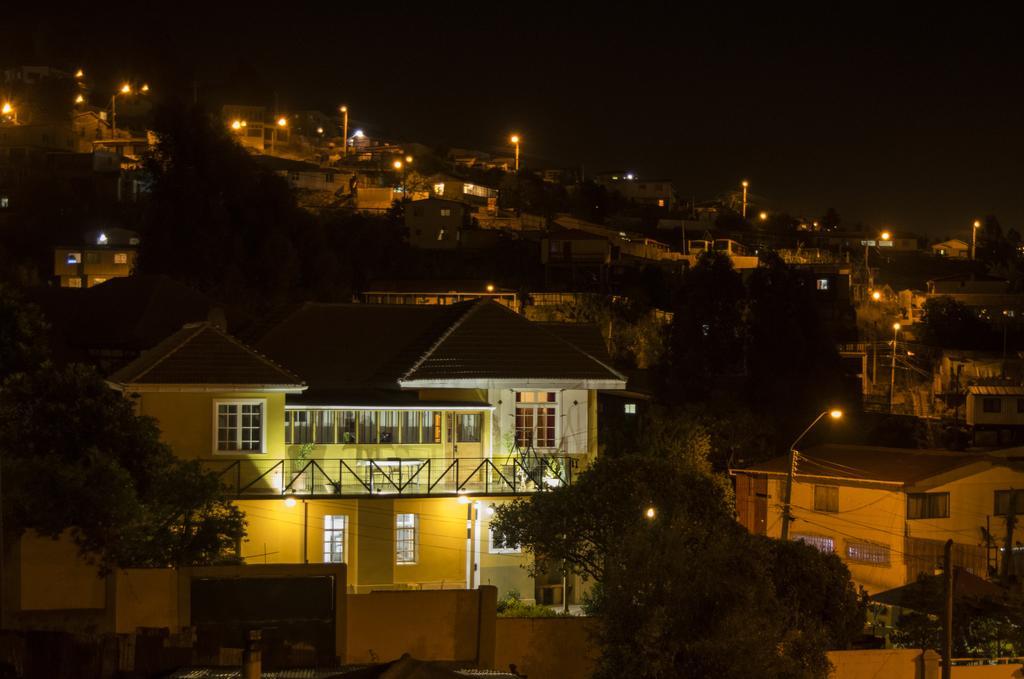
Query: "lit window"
91 277 107 286
433 182 445 196
339 410 357 443
316 410 336 444
0 196 8 208
657 199 665 207
420 410 441 444
813 485 839 513
624 403 637 415
324 515 347 563
287 410 312 445
114 253 128 264
906 492 949 519
215 400 265 453
846 541 890 565
792 534 835 553
396 513 417 564
380 411 399 444
515 391 557 450
358 411 378 443
982 398 1002 413
67 277 82 288
66 252 82 264
440 208 452 217
489 525 521 554
456 413 481 443
816 278 829 291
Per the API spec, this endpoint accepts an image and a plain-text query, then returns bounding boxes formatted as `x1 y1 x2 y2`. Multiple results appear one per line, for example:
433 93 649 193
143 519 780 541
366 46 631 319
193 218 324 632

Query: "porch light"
284 496 297 507
457 494 472 504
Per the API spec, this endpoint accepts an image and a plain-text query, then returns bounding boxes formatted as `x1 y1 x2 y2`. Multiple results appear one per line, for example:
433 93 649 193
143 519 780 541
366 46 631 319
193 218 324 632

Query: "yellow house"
734 444 1024 594
106 300 625 604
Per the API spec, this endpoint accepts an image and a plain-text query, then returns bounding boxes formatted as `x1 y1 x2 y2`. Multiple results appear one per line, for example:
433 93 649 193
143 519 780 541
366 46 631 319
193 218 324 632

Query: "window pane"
456 414 481 443
323 515 346 563
359 411 378 444
380 411 399 444
292 410 312 445
846 541 890 565
814 486 838 513
420 411 441 444
240 403 262 451
401 412 419 444
792 534 835 553
316 410 336 444
396 513 417 564
339 411 356 444
217 404 238 451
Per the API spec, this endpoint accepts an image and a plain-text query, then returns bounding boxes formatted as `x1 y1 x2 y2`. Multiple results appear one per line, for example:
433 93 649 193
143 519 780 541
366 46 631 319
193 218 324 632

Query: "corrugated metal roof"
967 385 1024 395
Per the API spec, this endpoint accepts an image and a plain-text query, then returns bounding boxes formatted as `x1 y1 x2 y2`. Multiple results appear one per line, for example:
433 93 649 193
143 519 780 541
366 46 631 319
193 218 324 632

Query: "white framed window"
213 399 267 454
488 526 521 554
792 534 835 554
323 515 347 563
396 513 417 564
515 391 558 450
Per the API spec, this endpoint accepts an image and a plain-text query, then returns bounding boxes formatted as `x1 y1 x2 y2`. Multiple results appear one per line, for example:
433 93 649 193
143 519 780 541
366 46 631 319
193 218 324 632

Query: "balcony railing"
204 456 574 499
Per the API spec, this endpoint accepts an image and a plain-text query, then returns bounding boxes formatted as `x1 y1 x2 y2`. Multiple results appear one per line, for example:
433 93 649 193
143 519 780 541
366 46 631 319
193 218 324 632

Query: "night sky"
6 6 1022 238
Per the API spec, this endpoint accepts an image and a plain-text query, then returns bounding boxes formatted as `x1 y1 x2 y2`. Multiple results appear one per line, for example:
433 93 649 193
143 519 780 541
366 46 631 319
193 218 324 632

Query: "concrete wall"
346 586 496 666
17 532 105 611
494 617 597 679
827 649 923 679
953 665 1024 678
111 569 177 634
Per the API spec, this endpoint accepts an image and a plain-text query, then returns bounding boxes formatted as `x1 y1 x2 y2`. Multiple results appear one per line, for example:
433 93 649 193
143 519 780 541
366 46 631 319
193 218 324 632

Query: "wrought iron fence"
203 456 574 498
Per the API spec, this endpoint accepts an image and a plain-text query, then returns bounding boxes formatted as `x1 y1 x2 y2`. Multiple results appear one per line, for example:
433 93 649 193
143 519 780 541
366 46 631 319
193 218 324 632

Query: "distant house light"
353 129 364 138
97 232 108 245
66 252 82 264
624 403 637 415
625 173 635 180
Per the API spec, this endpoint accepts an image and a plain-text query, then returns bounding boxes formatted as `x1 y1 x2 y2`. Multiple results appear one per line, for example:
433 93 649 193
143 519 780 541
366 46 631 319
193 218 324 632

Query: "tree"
0 284 49 378
975 216 1017 273
0 363 245 572
920 296 989 350
493 425 862 678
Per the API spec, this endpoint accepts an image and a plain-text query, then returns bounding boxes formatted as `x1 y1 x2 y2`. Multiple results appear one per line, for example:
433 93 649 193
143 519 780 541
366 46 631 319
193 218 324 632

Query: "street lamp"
74 94 85 105
890 322 901 413
271 116 287 152
1 102 15 124
340 105 349 156
780 408 843 541
972 219 982 261
111 83 148 138
741 180 749 219
759 211 768 222
644 507 656 520
871 290 882 301
510 134 520 172
880 231 892 241
74 69 84 79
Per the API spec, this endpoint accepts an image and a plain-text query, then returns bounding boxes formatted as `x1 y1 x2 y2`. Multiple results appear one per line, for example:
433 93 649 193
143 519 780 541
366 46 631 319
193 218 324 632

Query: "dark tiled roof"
402 301 625 384
536 322 610 363
109 322 305 388
255 302 471 390
737 444 995 485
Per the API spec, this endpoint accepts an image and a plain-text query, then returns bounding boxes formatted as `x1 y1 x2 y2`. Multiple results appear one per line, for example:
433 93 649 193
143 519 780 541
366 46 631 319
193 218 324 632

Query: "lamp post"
271 116 287 153
890 322 901 414
510 134 520 172
741 180 749 219
780 409 843 541
972 219 981 261
340 105 348 157
111 83 131 138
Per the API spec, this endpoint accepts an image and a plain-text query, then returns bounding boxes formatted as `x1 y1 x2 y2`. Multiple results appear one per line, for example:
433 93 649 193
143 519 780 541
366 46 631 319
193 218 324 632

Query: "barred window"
792 534 835 554
846 541 890 565
396 513 417 564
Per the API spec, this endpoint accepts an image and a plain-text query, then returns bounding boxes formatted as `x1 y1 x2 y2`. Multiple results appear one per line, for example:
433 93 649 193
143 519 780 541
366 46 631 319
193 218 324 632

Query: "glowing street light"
230 119 247 131
316 127 324 134
74 69 84 79
510 134 521 171
871 290 882 301
880 231 892 241
74 94 85 105
741 180 749 218
972 219 982 261
277 116 288 127
759 211 768 221
644 506 656 520
393 160 403 170
120 83 131 95
340 105 349 156
111 82 149 138
780 408 844 541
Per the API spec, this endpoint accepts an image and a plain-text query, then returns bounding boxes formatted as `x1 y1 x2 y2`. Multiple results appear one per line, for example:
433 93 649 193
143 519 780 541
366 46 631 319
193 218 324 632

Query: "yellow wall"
113 569 177 634
908 464 1024 545
136 391 287 459
18 532 106 611
494 618 598 679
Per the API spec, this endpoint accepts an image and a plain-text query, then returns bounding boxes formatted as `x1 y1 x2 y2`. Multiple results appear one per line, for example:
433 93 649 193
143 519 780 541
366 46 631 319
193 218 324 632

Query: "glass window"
995 490 1024 516
396 513 417 564
515 392 557 449
846 541 890 565
813 485 839 513
440 208 452 217
66 252 81 264
401 412 419 444
983 397 1002 413
290 410 312 445
380 411 399 444
456 414 481 443
114 253 128 264
488 526 521 554
907 492 949 519
216 401 264 453
358 411 378 444
420 411 441 444
816 278 829 291
792 534 835 553
316 410 336 444
67 277 82 288
339 411 356 444
624 403 637 415
323 515 347 563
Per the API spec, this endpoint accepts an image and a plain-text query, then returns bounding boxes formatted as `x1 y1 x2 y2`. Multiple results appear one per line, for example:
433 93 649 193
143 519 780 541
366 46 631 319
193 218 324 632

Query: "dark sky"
7 6 1023 238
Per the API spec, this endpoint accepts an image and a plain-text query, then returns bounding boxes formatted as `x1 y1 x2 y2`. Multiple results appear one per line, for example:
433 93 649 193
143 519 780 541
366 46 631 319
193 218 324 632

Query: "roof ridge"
127 323 207 382
399 300 483 381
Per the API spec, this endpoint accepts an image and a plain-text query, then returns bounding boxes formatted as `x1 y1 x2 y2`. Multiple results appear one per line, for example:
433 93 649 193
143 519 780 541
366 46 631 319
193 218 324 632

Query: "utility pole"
781 409 843 541
890 323 901 414
942 539 953 679
972 220 981 261
340 105 348 157
741 180 749 219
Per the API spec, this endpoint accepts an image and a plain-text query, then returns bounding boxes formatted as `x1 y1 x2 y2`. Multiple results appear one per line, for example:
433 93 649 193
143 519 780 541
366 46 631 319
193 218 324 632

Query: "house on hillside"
733 444 1023 594
8 300 625 612
931 239 970 259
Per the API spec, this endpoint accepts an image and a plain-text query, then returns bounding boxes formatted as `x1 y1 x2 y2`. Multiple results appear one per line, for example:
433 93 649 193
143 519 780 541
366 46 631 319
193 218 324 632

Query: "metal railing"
204 456 574 498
